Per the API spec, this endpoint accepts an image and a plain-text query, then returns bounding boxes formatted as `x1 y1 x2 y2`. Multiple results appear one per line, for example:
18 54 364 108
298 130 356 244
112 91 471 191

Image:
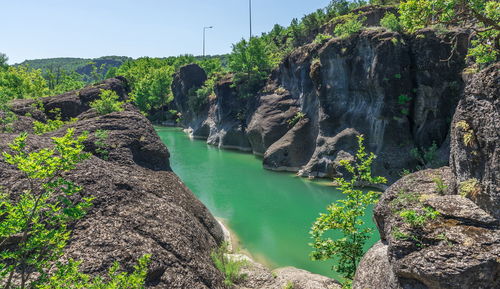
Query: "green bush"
211 242 247 287
380 13 402 32
38 255 150 289
399 206 440 228
313 33 332 44
90 89 124 115
334 14 365 38
33 108 77 135
1 129 92 288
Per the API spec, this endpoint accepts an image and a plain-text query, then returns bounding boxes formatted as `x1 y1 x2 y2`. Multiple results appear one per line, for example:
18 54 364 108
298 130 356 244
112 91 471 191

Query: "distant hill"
16 56 132 82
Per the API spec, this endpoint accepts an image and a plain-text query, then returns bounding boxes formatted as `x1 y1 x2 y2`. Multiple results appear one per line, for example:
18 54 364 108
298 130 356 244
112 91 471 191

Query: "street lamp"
249 0 252 39
203 26 213 57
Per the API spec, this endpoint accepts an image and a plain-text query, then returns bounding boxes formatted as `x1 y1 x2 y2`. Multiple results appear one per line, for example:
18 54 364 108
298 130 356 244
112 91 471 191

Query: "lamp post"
249 0 252 39
203 26 213 57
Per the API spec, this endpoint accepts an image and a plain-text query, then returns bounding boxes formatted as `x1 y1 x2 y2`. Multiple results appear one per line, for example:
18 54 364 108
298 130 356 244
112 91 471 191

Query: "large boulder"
0 78 226 289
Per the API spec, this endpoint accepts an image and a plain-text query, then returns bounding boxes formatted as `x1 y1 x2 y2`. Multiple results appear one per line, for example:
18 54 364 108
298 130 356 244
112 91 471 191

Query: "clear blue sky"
2 0 332 64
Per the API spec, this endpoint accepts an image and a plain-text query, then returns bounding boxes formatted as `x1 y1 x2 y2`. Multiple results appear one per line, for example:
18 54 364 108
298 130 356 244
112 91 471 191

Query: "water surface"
156 127 379 279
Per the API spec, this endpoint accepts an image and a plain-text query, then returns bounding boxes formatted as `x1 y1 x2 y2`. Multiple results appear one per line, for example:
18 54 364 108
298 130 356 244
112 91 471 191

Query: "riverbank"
216 218 342 289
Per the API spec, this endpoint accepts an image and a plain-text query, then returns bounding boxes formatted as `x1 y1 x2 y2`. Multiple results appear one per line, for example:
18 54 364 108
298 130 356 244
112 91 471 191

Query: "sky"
2 0 332 64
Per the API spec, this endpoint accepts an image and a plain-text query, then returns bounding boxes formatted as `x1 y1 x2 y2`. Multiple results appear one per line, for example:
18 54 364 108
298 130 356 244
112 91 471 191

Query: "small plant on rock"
287 112 306 127
432 177 448 194
94 129 110 160
211 242 247 287
459 178 481 198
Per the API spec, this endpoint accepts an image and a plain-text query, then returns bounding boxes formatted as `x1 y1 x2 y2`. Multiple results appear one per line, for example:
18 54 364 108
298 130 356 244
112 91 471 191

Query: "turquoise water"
156 127 379 279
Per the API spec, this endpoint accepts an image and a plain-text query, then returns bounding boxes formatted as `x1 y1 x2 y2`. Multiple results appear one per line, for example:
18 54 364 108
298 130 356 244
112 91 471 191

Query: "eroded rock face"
450 63 499 219
353 65 500 289
1 78 226 289
173 27 467 183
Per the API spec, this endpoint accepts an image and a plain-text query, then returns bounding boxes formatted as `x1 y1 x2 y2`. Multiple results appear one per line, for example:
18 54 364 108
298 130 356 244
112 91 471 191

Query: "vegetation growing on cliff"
399 0 499 64
90 89 125 115
310 135 387 287
0 129 149 288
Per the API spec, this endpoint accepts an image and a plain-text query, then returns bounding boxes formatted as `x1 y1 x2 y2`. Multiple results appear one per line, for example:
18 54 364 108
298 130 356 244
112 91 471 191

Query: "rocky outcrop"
173 26 468 183
172 70 253 151
353 65 499 289
233 254 341 289
1 78 227 289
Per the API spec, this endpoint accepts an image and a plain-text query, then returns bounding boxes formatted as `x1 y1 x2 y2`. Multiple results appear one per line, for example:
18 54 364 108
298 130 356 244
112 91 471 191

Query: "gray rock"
246 93 299 155
234 254 341 289
263 117 317 172
450 63 499 219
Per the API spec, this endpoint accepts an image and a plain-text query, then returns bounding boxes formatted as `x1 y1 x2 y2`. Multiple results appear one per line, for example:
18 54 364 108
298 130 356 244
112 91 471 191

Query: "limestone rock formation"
1 78 226 289
173 27 468 184
353 64 500 289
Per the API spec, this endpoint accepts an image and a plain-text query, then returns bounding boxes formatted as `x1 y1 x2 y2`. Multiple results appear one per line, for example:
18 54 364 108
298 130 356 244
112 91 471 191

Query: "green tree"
0 66 49 100
117 57 176 113
229 37 273 98
310 135 386 287
399 0 500 64
0 53 8 70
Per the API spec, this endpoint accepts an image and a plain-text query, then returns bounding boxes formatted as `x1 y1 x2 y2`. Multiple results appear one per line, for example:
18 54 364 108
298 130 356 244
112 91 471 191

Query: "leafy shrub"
90 89 124 115
313 33 332 44
398 94 412 105
1 129 150 289
380 13 402 32
39 255 150 289
211 242 247 286
334 14 365 38
399 206 440 228
33 108 77 135
310 135 387 285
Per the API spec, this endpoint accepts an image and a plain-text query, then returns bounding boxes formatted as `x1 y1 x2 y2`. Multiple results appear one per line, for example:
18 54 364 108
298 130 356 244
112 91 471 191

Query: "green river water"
156 127 379 279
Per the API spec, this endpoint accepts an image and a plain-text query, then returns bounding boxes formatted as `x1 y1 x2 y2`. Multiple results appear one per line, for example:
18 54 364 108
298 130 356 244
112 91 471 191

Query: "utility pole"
203 26 213 57
249 0 252 39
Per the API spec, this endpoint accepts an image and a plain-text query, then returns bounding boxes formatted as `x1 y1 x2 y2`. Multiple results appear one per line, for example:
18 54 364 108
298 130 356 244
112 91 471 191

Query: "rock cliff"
173 27 469 183
352 64 499 289
1 78 227 289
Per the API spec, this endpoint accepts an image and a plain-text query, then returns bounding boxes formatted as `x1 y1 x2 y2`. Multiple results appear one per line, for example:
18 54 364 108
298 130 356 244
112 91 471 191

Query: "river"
156 127 379 279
